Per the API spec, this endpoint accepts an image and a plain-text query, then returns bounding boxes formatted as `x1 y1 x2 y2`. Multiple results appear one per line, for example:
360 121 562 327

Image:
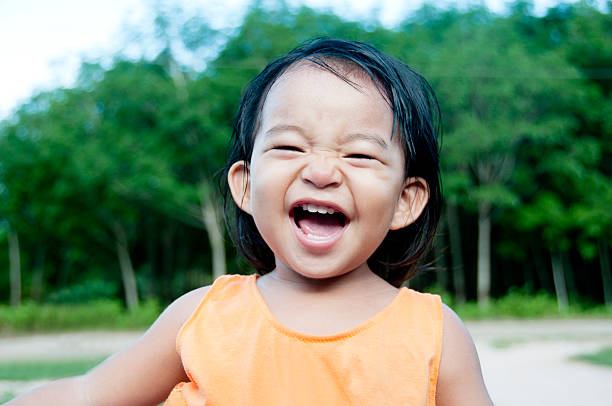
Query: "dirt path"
468 319 612 406
1 319 611 405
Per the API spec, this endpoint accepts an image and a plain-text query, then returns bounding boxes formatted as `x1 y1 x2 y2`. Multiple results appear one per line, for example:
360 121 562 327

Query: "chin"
291 262 359 280
275 254 367 281
298 270 344 280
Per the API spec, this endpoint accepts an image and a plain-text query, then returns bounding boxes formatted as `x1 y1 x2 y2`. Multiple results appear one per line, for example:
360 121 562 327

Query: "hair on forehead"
222 37 443 287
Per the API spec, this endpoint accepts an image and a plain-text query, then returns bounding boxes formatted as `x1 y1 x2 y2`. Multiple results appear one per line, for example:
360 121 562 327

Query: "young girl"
5 38 493 406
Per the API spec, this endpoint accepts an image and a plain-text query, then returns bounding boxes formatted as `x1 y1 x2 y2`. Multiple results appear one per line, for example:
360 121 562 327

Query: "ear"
390 177 429 230
227 160 252 215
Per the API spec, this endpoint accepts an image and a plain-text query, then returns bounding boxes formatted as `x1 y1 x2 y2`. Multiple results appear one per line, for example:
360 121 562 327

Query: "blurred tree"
0 86 141 307
125 3 229 280
1 1 610 309
564 3 612 307
424 7 582 306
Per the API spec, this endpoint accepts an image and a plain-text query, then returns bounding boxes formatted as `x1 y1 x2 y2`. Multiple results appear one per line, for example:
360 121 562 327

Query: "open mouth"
291 203 348 240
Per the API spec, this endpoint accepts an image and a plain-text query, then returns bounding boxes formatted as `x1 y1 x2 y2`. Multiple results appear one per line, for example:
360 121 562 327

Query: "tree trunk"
599 239 612 308
433 211 448 291
113 221 139 309
477 201 492 307
8 229 21 307
201 195 226 280
433 235 448 292
561 250 576 301
550 250 569 313
30 244 46 301
433 236 449 291
446 202 466 304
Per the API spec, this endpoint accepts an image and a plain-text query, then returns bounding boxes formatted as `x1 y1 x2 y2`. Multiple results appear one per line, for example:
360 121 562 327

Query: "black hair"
221 37 442 287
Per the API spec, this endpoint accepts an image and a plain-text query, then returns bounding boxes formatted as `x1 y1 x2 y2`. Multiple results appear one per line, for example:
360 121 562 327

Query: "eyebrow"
340 132 389 149
264 124 389 149
264 124 304 137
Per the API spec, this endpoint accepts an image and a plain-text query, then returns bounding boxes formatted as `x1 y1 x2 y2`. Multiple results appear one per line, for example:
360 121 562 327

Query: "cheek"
354 169 402 199
249 163 289 212
353 173 404 224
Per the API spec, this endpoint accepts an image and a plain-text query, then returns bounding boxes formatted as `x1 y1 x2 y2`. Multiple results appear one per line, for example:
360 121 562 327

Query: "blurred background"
1 1 611 403
0 0 611 322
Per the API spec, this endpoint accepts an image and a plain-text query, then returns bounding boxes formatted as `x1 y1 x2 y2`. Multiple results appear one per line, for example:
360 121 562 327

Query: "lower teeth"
307 233 329 240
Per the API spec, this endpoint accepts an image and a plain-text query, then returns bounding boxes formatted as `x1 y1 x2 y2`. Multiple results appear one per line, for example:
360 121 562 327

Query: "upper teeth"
301 203 335 214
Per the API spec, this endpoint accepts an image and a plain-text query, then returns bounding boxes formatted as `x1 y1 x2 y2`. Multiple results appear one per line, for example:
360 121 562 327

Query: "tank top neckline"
248 274 408 342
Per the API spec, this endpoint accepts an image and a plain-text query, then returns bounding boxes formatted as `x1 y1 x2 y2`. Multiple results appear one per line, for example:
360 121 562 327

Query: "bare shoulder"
161 285 212 328
436 304 494 406
138 284 212 339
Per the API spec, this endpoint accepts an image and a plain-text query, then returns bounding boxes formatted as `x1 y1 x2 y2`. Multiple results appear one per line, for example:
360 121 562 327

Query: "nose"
301 155 342 189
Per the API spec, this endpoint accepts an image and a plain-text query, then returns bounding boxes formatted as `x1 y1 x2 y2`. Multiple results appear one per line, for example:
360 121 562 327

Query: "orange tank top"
164 274 442 406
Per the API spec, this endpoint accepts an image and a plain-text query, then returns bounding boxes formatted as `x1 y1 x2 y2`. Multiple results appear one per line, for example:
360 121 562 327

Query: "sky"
0 0 605 120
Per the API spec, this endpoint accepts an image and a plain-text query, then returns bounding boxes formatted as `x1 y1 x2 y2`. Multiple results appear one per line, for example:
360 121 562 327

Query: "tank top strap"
176 274 254 354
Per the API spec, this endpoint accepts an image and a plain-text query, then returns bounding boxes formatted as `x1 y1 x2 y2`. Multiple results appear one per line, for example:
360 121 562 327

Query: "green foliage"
46 280 118 304
0 358 105 380
0 300 160 333
0 2 610 308
573 346 612 368
455 289 561 319
0 392 16 403
453 289 612 319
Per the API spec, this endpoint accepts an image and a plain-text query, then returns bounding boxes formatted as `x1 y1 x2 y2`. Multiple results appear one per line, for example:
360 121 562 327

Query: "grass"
573 346 612 368
490 338 527 349
0 392 16 403
448 289 612 320
0 299 161 334
0 358 105 380
0 290 610 335
0 358 104 404
454 290 560 319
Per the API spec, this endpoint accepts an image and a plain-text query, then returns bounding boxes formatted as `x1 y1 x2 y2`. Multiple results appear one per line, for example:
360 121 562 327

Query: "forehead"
260 61 394 132
267 60 389 105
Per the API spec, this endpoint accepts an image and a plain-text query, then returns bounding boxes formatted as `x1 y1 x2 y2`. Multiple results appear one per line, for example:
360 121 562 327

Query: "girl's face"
228 62 428 280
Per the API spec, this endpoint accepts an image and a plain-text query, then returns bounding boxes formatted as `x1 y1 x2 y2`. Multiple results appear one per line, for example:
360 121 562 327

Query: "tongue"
297 212 344 237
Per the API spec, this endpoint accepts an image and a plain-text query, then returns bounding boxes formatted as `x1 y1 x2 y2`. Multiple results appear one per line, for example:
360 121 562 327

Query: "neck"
268 262 396 297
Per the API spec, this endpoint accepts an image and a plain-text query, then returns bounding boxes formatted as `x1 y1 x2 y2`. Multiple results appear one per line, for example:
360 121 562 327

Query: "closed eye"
346 153 375 160
273 145 303 152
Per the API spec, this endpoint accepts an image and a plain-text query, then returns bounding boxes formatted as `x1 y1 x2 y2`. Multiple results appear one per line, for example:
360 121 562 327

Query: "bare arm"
436 304 494 406
3 286 209 406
